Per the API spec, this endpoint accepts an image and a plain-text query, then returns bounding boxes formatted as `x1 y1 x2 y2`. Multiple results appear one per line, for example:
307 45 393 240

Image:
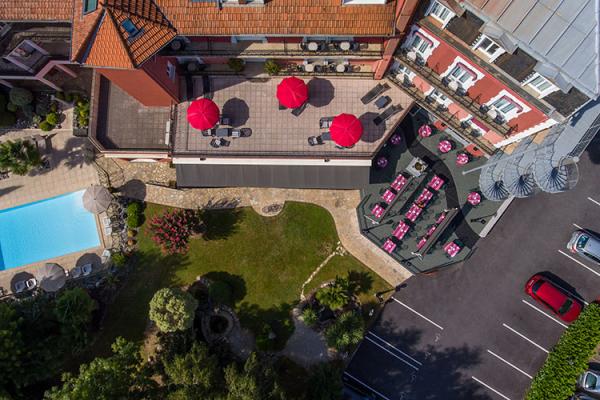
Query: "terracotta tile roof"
156 0 397 36
0 0 73 21
72 0 176 69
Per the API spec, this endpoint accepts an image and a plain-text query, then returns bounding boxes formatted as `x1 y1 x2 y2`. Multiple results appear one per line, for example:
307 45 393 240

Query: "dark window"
83 0 98 14
558 299 573 315
121 19 141 39
531 280 544 294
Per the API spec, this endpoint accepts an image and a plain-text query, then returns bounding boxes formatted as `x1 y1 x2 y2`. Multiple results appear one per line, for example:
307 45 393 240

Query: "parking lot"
345 144 600 400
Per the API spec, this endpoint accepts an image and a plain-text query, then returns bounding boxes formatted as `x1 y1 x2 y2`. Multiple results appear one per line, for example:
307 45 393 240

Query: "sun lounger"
361 83 390 105
375 96 391 110
291 102 308 117
308 136 324 146
373 104 403 126
319 117 334 129
82 264 93 276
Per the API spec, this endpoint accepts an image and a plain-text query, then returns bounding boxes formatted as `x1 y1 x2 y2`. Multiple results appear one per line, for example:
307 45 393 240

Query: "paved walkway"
111 160 412 286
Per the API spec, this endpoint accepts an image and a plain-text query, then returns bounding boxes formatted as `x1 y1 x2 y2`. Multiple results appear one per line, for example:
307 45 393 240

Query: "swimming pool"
0 190 101 270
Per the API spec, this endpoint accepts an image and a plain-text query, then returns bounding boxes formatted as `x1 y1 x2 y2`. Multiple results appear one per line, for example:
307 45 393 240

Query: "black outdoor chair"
210 138 230 148
308 136 324 146
374 104 403 126
291 102 308 117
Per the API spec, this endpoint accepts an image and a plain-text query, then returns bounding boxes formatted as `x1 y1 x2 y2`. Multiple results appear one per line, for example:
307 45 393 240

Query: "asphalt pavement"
345 141 600 400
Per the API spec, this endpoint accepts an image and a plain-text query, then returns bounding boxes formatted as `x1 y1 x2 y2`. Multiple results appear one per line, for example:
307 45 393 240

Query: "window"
491 96 522 118
429 89 449 104
524 73 558 97
121 19 142 40
83 0 98 14
427 1 455 26
448 63 475 86
558 299 573 315
166 62 176 82
474 35 505 61
410 33 433 56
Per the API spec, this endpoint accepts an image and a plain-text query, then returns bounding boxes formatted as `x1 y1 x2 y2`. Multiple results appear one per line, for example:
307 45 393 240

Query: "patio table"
371 204 385 219
382 189 397 204
392 221 410 240
215 128 230 137
435 212 447 224
405 204 423 222
391 174 407 191
444 241 462 258
467 191 481 206
428 175 445 191
416 237 427 250
438 140 452 153
456 153 469 166
418 124 432 138
416 188 434 206
382 238 397 254
426 225 437 236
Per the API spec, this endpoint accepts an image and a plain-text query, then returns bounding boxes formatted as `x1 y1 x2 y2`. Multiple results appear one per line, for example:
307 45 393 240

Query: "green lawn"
89 201 390 357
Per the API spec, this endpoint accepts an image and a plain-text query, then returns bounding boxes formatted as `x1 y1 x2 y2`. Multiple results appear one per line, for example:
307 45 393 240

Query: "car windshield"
585 373 598 389
577 235 590 249
558 299 573 315
531 280 544 293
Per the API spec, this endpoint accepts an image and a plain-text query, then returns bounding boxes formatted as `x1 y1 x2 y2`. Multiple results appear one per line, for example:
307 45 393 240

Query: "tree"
9 87 33 107
54 288 96 351
0 302 25 387
315 276 351 310
149 288 198 333
307 363 343 400
324 311 364 352
224 353 285 400
0 140 42 175
163 342 222 395
44 337 155 400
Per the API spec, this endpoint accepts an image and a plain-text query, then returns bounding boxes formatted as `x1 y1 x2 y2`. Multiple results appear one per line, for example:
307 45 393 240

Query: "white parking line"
391 297 444 330
521 299 568 328
502 323 549 354
588 197 600 207
367 332 423 366
472 376 512 400
364 336 420 371
573 223 582 230
486 349 533 379
558 249 600 278
344 372 391 400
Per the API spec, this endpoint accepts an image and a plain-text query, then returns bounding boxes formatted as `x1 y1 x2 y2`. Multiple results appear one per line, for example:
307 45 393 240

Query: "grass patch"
89 201 367 357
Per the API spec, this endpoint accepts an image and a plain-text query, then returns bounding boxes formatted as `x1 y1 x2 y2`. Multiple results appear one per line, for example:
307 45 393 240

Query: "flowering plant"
149 209 202 254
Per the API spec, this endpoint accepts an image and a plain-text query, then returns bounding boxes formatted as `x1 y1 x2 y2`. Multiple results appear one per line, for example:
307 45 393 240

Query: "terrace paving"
174 76 413 158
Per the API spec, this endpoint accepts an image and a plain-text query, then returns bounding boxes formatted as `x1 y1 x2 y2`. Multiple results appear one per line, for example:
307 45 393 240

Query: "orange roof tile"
0 0 73 21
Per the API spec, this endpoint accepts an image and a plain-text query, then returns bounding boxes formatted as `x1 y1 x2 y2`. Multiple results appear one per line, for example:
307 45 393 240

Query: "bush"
6 103 17 113
39 121 53 131
149 288 198 333
255 323 276 351
302 307 318 327
149 209 202 254
32 115 42 126
50 102 58 113
21 104 34 119
9 87 33 107
264 60 281 75
325 311 364 352
35 102 49 117
316 276 351 310
64 92 73 103
111 252 127 268
126 202 144 228
208 281 232 305
526 303 600 400
45 112 59 126
0 112 15 127
227 58 245 73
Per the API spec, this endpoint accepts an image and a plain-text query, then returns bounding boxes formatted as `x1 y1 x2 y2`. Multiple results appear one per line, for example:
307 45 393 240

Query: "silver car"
578 369 600 396
568 230 600 264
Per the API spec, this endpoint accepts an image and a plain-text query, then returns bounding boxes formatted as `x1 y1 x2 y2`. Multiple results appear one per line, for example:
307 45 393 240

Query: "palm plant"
0 140 41 175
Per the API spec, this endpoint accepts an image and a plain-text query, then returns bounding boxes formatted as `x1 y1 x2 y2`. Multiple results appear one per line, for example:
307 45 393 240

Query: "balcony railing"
387 73 498 156
395 52 513 138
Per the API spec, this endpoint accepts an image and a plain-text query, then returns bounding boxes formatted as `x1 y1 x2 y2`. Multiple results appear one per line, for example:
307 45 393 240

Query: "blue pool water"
0 190 101 270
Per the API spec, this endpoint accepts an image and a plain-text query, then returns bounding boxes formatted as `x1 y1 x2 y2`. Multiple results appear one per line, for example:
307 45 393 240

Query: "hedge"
526 303 600 400
126 202 144 228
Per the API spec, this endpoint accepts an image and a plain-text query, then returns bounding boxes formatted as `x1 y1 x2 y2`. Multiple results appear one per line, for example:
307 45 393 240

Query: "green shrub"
9 87 33 107
208 281 232 305
111 252 127 268
6 103 17 113
0 112 15 127
264 60 281 75
526 303 600 400
35 102 49 117
21 104 34 119
227 58 245 73
149 288 198 333
64 92 73 103
39 121 53 131
45 112 59 126
256 323 276 351
316 276 351 310
302 307 318 327
126 202 144 228
55 91 65 101
325 311 364 352
32 115 42 126
50 102 58 113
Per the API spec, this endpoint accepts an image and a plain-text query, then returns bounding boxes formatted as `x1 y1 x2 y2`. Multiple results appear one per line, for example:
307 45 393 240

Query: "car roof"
536 281 568 310
582 233 600 255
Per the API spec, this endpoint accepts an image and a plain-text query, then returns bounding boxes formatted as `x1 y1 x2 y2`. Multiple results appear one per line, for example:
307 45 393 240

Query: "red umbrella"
276 77 308 109
187 98 220 130
330 113 363 147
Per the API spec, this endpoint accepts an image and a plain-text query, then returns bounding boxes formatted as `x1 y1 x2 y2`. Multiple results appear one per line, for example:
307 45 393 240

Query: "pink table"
467 191 481 206
382 238 397 254
382 189 397 204
426 225 437 236
435 212 447 224
371 204 385 218
428 175 445 191
444 241 462 258
405 204 423 222
438 140 452 153
416 237 427 250
418 124 432 138
391 174 407 191
392 222 410 240
456 153 469 166
416 188 434 206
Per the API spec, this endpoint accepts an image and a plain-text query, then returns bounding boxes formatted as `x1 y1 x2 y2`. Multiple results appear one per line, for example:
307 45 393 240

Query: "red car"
524 275 583 323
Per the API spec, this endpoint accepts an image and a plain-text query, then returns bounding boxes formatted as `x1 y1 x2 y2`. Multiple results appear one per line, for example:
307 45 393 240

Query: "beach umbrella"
276 77 308 109
37 263 67 293
82 185 112 214
330 113 363 147
187 98 220 130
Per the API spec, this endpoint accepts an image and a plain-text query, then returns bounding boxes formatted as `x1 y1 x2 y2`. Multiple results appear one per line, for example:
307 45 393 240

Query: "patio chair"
210 138 221 148
102 215 111 228
319 117 334 129
308 136 324 146
373 104 403 126
291 102 308 117
14 281 26 293
104 226 112 236
25 278 37 290
278 103 287 110
82 264 93 276
71 266 82 279
0 171 8 180
361 83 390 104
321 132 331 141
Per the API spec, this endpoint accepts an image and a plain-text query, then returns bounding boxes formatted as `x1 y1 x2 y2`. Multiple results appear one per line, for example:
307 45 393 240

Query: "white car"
578 369 600 397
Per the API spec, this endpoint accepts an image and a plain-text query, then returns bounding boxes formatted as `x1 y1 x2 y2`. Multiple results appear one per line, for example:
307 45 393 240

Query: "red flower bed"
149 209 201 254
